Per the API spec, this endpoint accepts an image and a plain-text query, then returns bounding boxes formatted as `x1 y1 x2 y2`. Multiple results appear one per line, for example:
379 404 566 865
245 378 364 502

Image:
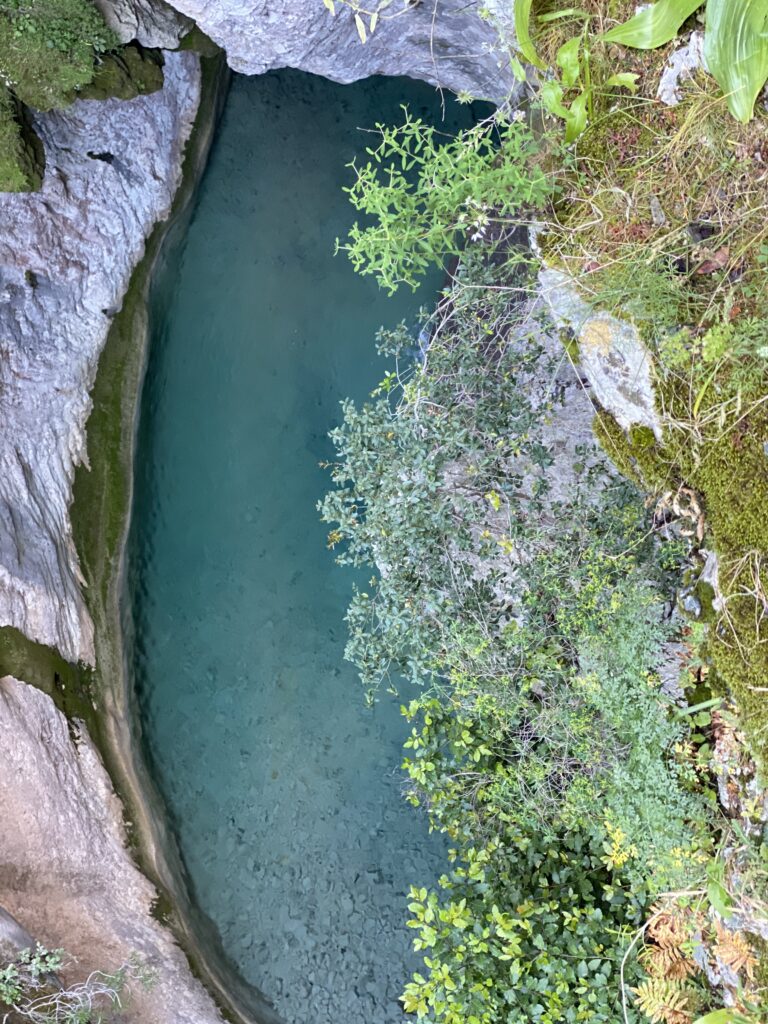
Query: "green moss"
0 0 117 111
593 410 670 491
710 591 768 774
75 44 164 102
0 86 44 192
177 24 221 58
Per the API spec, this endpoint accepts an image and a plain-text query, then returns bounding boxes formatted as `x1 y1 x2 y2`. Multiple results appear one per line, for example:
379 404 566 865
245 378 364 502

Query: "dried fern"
631 978 695 1024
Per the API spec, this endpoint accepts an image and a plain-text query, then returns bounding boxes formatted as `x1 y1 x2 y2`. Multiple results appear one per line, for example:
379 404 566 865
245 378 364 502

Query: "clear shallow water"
130 70 478 1024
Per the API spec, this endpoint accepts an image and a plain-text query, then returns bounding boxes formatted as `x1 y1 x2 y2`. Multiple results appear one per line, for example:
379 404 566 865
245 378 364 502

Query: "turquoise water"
130 72 479 1023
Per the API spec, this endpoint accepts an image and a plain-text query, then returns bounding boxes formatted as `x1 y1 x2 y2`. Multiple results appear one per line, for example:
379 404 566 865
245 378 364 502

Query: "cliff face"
0 51 200 664
164 0 515 100
0 675 223 1023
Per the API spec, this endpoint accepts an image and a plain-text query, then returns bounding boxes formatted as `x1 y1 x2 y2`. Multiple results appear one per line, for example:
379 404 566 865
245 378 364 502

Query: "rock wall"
0 675 224 1023
0 51 201 665
165 0 516 101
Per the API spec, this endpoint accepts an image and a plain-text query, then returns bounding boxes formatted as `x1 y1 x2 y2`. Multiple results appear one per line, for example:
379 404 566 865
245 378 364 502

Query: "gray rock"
0 905 35 959
657 31 706 107
0 675 223 1023
95 0 193 49
0 52 201 664
538 266 663 438
164 0 517 101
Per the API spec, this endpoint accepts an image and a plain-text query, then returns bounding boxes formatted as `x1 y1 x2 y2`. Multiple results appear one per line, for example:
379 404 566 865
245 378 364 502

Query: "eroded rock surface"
0 52 201 665
165 0 515 100
0 675 222 1023
95 0 193 49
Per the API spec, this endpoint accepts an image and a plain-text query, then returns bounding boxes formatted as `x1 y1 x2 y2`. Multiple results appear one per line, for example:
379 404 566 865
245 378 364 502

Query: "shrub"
321 257 712 1021
337 111 560 292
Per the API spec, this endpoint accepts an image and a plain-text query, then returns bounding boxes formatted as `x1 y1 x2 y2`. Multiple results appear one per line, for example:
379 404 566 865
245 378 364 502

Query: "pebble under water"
130 71 480 1024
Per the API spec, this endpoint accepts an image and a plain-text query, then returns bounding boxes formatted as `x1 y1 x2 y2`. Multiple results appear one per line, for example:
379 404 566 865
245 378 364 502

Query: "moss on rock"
74 44 164 102
0 87 44 192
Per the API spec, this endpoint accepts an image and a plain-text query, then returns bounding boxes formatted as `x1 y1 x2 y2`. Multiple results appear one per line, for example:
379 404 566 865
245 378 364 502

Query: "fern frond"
631 978 694 1024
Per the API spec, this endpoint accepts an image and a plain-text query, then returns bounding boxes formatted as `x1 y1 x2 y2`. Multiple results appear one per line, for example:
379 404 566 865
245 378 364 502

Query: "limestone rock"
0 51 201 665
539 266 663 438
95 0 194 50
164 0 516 101
0 675 223 1023
657 31 706 107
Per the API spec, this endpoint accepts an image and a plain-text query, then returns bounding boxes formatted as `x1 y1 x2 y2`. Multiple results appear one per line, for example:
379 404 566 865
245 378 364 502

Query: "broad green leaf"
355 12 367 42
693 1011 753 1024
557 35 582 88
540 79 570 118
604 71 640 91
602 0 702 48
514 0 546 68
704 0 768 122
565 88 590 142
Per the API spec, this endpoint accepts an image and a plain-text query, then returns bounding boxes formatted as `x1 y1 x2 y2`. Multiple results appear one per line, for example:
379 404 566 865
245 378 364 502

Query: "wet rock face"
164 0 516 101
0 52 201 665
0 675 223 1023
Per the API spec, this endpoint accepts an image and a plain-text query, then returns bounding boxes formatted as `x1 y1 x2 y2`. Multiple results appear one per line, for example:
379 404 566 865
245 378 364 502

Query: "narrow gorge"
0 3 766 1024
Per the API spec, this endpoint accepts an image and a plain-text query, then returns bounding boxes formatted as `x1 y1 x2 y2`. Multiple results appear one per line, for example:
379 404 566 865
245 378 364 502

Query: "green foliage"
322 253 712 1022
0 944 151 1022
0 0 117 110
604 0 768 123
338 111 558 292
0 84 43 192
0 946 62 1007
602 0 701 48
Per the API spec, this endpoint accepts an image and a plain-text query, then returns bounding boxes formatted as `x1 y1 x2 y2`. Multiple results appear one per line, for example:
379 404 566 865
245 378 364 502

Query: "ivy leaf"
602 0 702 48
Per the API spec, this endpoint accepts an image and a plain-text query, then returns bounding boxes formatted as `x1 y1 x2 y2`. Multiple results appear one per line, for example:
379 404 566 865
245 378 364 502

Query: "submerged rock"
0 675 223 1022
0 52 201 664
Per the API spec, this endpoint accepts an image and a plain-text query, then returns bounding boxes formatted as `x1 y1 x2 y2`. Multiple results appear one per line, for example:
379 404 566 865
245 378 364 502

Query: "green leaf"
537 8 589 23
514 0 546 68
540 79 570 118
604 71 640 92
565 88 590 142
602 0 702 48
355 12 367 42
706 861 734 917
693 1011 753 1024
322 0 335 13
370 10 378 32
556 35 582 88
704 0 768 123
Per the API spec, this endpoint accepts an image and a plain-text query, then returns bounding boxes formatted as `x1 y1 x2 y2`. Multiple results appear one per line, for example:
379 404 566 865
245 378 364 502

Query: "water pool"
130 69 476 1024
